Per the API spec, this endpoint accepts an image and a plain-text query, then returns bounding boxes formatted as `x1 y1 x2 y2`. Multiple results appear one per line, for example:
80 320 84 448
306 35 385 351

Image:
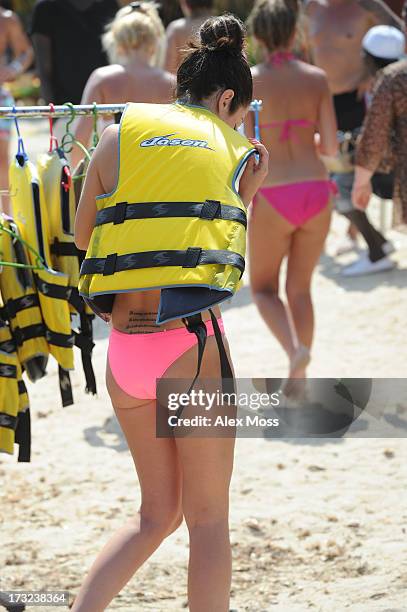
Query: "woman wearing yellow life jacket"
73 14 268 612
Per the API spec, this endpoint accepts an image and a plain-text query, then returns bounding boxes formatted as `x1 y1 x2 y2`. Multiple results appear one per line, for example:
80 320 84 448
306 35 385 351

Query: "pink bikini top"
260 51 316 142
259 119 316 142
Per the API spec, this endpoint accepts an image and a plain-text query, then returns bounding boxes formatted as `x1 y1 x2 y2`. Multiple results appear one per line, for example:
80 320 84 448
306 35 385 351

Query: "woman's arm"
352 165 374 209
74 125 119 251
0 12 33 83
317 74 338 158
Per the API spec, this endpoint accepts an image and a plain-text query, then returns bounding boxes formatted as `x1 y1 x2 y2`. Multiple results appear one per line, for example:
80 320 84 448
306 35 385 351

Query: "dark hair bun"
199 14 245 55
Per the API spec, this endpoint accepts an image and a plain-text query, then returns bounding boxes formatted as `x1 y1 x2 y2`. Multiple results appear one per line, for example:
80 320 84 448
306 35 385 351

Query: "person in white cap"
362 24 406 79
353 18 407 232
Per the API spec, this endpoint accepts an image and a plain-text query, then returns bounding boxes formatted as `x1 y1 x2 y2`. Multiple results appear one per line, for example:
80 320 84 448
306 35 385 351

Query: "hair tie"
203 45 240 58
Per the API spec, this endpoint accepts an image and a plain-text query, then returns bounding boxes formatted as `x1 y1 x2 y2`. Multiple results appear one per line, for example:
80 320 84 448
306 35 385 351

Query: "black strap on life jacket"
173 308 235 424
94 200 247 229
15 407 31 462
75 313 97 395
58 366 74 407
80 248 245 279
0 294 40 320
0 411 17 430
50 238 80 257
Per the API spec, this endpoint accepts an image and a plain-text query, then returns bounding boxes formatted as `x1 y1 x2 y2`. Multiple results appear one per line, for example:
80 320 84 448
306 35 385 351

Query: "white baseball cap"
362 25 406 60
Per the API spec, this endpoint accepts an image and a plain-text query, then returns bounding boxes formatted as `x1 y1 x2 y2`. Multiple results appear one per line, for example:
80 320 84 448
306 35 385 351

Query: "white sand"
1 122 406 611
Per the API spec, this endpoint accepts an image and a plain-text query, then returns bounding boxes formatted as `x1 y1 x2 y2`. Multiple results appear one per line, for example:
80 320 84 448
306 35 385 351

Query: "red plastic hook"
49 103 59 152
61 165 72 192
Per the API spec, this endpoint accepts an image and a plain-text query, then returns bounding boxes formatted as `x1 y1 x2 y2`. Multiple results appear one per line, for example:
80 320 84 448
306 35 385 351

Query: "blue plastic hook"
12 105 27 160
253 100 261 142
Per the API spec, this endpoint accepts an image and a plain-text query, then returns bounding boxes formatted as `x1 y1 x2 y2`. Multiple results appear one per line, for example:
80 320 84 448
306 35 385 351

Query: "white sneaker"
342 255 395 277
334 236 359 256
382 240 396 256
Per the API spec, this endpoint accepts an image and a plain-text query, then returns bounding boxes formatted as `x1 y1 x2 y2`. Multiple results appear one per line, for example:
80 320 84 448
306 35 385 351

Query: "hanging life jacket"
0 319 31 461
9 154 75 406
79 102 255 395
37 148 96 394
0 214 49 382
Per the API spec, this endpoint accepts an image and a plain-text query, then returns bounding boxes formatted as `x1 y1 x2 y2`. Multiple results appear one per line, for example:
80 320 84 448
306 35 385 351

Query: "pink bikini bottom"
256 180 337 226
107 317 224 400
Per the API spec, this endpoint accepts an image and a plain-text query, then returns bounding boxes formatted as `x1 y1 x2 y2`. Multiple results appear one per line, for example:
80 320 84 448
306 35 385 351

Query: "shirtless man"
305 0 403 275
0 7 33 214
164 0 215 73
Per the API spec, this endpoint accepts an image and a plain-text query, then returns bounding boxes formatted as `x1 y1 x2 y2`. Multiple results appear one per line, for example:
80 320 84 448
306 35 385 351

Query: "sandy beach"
1 122 407 611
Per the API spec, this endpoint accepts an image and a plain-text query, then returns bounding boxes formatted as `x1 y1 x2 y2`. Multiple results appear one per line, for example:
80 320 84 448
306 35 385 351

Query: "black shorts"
333 90 366 132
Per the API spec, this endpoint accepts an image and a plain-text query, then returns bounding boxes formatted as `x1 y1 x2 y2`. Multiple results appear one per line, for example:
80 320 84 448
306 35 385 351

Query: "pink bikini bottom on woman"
255 179 337 226
108 317 224 400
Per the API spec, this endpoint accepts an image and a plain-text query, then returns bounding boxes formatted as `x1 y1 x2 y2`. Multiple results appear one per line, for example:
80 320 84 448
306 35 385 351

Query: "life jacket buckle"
113 202 128 225
103 253 118 276
183 247 202 268
4 300 16 319
13 326 24 347
200 199 221 220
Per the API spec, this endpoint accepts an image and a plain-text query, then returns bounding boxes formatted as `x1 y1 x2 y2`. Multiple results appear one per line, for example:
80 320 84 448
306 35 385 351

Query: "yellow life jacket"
36 148 79 298
37 149 97 395
0 214 49 381
9 155 74 367
0 344 19 457
0 319 30 461
79 102 255 323
9 154 75 406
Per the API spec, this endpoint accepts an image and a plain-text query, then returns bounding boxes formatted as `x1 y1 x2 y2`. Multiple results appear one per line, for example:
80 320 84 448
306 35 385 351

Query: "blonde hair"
102 3 165 64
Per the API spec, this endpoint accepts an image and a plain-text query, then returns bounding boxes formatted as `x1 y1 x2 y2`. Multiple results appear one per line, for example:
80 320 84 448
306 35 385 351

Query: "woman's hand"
352 166 373 210
238 139 269 207
352 181 372 210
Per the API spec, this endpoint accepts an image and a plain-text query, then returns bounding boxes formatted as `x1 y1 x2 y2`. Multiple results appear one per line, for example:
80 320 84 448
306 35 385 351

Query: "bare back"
164 15 213 73
251 59 337 186
85 63 175 106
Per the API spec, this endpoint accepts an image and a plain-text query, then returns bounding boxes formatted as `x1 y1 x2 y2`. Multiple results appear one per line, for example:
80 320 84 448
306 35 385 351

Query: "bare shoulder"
166 18 187 39
251 64 263 80
303 0 325 16
95 64 127 85
298 60 329 84
163 69 177 87
94 64 125 78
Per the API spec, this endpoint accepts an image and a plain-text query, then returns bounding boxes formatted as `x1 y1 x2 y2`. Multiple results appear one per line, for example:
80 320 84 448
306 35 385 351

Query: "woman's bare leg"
248 196 296 359
70 366 183 612
72 330 236 612
285 203 332 373
162 335 236 612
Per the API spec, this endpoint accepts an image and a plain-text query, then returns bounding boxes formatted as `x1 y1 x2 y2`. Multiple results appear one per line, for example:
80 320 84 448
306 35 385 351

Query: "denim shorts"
331 171 355 214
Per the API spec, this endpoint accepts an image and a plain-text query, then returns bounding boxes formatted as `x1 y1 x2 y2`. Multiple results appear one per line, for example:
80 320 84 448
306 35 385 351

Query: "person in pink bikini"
73 14 268 612
247 0 338 386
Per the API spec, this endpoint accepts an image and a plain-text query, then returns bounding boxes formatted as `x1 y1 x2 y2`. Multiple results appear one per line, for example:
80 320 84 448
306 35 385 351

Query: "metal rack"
0 101 262 118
